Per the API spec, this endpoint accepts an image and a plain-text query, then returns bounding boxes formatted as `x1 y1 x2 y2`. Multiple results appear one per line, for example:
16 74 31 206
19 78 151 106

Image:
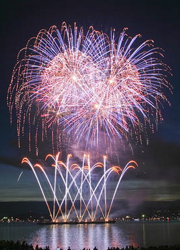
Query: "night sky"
0 0 180 209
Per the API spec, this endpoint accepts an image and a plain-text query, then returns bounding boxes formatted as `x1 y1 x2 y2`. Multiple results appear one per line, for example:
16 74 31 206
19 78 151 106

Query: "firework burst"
7 22 171 154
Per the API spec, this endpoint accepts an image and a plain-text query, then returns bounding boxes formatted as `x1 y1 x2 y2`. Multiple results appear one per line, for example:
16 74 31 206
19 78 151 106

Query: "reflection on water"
0 222 180 250
31 224 133 250
142 223 146 247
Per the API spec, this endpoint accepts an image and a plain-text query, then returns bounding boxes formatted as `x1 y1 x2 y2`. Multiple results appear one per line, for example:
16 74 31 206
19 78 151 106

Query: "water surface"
0 221 180 250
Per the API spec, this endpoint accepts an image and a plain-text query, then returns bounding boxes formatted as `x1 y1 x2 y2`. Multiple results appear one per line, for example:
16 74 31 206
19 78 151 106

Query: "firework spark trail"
8 22 172 153
22 153 137 222
17 171 23 182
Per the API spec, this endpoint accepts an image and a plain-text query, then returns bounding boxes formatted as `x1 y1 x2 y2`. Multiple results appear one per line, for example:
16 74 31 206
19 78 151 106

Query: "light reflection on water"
30 224 132 250
0 222 180 250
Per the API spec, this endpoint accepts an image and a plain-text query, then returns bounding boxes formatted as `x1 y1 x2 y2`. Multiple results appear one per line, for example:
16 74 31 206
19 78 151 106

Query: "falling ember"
22 153 137 222
7 22 172 153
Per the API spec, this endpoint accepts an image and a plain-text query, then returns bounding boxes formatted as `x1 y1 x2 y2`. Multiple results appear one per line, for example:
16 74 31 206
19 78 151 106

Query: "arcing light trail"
17 171 23 182
22 153 137 222
7 22 171 153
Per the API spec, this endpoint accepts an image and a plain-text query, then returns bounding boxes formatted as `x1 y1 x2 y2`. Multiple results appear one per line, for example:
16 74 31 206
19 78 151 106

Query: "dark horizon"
1 200 180 219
